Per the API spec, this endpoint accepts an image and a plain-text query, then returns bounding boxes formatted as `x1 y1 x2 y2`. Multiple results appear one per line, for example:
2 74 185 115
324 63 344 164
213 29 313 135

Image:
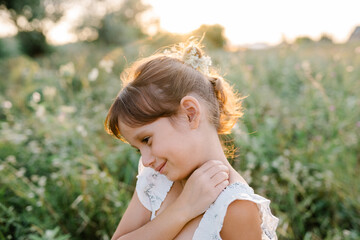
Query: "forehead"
118 116 183 142
118 119 145 142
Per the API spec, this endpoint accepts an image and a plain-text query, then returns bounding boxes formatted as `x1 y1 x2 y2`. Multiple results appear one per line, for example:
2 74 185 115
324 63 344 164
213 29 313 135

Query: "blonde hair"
105 42 243 140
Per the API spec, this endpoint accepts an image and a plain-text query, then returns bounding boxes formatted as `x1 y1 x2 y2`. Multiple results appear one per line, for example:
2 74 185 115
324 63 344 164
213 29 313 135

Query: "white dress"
136 163 279 240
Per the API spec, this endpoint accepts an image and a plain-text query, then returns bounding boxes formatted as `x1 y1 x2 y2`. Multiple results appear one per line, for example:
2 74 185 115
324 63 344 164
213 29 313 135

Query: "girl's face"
119 117 204 181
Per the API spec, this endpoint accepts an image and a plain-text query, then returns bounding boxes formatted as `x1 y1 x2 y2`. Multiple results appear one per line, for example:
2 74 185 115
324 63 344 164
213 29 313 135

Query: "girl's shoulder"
193 182 279 240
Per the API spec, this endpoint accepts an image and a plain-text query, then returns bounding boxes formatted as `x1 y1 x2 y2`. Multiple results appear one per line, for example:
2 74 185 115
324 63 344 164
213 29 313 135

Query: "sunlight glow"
145 0 360 45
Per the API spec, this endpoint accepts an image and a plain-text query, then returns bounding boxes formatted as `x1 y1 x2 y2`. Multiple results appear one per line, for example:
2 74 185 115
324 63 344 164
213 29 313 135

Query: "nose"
141 149 155 167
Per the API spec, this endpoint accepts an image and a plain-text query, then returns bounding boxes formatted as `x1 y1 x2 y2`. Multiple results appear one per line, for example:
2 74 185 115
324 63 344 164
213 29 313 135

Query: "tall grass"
0 41 359 239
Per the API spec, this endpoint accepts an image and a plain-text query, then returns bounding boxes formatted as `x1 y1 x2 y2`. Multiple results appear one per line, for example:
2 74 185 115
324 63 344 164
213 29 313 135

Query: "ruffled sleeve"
193 182 279 240
135 159 174 220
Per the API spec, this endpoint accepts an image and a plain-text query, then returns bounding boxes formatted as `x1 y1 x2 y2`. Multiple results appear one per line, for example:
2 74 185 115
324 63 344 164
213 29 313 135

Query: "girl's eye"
141 136 150 144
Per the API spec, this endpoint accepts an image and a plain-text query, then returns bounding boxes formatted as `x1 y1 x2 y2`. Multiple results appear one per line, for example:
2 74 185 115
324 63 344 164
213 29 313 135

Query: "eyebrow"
128 130 147 149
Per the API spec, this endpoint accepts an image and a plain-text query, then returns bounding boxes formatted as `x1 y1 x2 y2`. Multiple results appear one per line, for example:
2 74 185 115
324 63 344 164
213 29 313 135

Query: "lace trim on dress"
136 161 278 239
136 165 174 220
192 182 279 240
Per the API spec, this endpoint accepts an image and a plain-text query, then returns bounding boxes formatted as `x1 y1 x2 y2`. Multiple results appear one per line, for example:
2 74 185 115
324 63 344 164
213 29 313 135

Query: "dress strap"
193 182 279 240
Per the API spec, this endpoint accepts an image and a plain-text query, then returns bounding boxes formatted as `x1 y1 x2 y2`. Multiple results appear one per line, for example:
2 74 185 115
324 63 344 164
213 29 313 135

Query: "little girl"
105 41 279 240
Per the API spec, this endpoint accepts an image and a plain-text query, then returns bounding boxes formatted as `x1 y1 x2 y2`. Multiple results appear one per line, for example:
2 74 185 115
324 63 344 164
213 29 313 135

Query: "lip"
155 162 166 173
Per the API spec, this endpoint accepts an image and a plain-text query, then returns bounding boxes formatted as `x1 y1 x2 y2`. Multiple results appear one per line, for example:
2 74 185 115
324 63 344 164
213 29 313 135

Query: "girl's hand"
176 160 230 220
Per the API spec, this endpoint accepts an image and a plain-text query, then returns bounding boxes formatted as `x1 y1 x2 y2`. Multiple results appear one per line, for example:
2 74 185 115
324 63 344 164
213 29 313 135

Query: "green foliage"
28 227 70 240
97 12 145 46
191 24 227 49
16 31 53 57
96 0 149 46
0 40 359 239
0 0 62 57
318 34 333 44
294 36 315 45
0 0 45 21
0 38 9 58
0 37 20 58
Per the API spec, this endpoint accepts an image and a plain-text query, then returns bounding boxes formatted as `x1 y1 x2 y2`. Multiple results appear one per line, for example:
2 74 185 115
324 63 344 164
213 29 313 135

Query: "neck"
179 133 233 188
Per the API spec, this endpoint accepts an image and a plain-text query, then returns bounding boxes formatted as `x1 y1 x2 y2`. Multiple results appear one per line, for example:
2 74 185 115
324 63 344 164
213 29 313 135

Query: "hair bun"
163 42 212 75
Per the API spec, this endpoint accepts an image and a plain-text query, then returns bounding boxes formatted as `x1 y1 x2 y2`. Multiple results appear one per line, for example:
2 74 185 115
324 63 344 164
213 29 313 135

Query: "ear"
179 96 201 129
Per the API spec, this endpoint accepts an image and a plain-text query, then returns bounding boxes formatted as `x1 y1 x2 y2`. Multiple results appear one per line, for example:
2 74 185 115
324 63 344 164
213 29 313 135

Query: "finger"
204 164 229 179
215 179 229 192
197 160 224 173
210 171 229 186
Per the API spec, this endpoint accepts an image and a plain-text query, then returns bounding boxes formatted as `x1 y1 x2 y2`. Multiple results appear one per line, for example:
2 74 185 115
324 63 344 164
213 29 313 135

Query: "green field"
0 40 359 239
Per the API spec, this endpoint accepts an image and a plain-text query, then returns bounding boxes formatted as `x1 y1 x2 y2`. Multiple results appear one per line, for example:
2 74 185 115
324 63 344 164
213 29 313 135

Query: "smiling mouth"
156 162 166 173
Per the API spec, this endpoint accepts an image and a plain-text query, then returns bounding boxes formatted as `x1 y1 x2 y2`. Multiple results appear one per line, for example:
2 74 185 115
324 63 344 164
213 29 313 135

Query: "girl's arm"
220 200 262 240
111 160 230 240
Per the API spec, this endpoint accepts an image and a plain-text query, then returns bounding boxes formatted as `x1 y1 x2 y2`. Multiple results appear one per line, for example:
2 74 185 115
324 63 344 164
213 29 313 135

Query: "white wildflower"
0 164 4 171
36 187 44 196
2 101 12 109
52 158 61 167
76 125 88 137
301 60 310 72
7 133 27 145
36 105 46 118
283 149 291 156
6 155 16 164
36 200 43 207
29 141 41 154
294 162 303 173
50 172 58 179
27 192 35 198
32 92 41 103
38 176 47 187
84 169 96 175
26 205 33 211
25 129 33 135
99 171 106 178
15 167 26 177
60 105 76 114
31 175 39 182
355 46 360 54
99 59 114 73
59 62 75 77
346 66 354 72
261 175 269 182
88 68 99 81
43 86 57 100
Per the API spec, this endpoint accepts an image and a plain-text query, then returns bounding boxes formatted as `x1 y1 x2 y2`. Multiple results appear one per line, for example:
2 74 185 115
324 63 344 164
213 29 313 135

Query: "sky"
0 0 359 46
144 0 360 46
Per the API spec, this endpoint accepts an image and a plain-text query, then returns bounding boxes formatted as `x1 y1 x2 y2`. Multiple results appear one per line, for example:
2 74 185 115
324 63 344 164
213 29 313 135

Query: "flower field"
0 40 359 239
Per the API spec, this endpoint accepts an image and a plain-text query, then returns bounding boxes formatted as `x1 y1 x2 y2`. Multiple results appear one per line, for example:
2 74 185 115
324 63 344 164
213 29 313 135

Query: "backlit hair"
105 42 243 140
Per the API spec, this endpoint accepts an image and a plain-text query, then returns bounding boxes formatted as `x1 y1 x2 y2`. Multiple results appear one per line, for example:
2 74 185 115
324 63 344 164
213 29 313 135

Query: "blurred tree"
0 0 63 56
190 24 228 49
17 30 52 57
97 11 145 46
76 0 152 46
0 38 9 58
318 34 333 44
294 36 314 45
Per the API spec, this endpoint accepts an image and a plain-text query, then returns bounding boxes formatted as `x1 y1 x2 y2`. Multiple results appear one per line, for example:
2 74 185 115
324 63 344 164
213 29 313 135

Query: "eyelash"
141 136 150 144
135 137 151 154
